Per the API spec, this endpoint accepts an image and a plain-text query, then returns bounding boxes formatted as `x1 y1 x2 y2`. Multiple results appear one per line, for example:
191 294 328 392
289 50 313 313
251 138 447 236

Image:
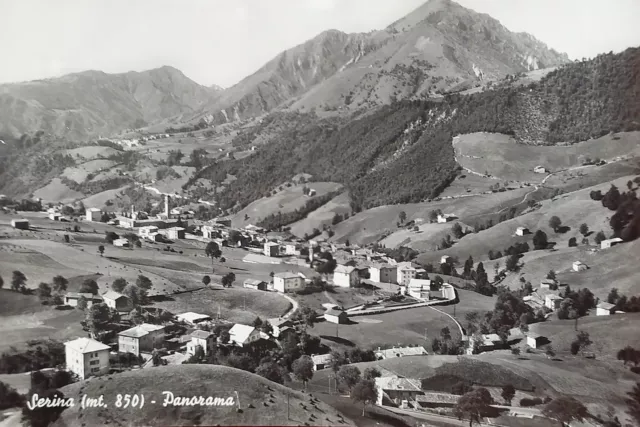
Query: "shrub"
520 397 544 407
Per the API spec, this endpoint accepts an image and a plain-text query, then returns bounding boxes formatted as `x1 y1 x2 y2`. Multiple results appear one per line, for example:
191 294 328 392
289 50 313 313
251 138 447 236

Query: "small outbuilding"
572 261 588 272
526 332 546 349
113 238 130 247
11 219 29 230
243 279 267 291
49 213 61 221
515 226 529 236
324 308 348 324
600 238 623 249
596 302 616 316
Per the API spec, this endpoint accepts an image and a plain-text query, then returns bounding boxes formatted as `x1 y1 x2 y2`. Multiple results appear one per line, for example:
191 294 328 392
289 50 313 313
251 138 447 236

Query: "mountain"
0 65 220 139
201 0 569 124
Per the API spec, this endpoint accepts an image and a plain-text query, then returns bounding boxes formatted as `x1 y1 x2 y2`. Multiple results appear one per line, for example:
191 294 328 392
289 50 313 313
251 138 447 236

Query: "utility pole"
287 393 290 420
424 328 428 342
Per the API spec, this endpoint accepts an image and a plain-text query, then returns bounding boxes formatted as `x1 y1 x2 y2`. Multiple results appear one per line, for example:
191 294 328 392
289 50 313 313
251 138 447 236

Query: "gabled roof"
408 279 431 289
118 323 164 338
325 308 347 317
176 312 212 323
191 330 214 339
65 292 102 300
102 291 128 301
311 354 332 365
375 346 428 358
274 272 300 279
416 393 459 405
269 318 293 327
229 324 256 343
375 376 422 392
334 264 356 274
244 279 266 286
597 302 616 310
65 337 110 353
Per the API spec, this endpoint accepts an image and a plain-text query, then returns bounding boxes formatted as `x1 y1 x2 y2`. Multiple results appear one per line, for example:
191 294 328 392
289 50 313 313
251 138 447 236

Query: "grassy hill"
55 365 355 427
289 192 352 238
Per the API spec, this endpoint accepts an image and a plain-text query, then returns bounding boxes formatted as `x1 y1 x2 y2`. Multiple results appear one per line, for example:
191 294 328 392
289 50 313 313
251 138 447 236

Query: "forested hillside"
188 47 640 214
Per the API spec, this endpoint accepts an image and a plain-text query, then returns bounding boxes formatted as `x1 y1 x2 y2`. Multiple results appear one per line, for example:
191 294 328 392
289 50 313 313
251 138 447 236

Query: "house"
437 214 456 223
407 279 431 300
469 333 506 353
139 226 159 238
229 324 261 347
283 243 300 256
526 332 546 349
64 337 110 380
415 393 459 409
333 264 360 288
440 255 451 265
534 166 548 174
64 292 102 308
311 353 332 371
596 302 616 316
273 272 305 293
166 227 185 240
572 261 588 272
113 238 130 247
147 232 164 242
539 279 558 289
397 263 417 286
264 242 280 257
324 308 348 324
369 264 396 283
11 219 29 230
187 330 216 356
214 218 232 227
86 208 102 222
49 212 61 221
268 318 294 338
102 291 132 312
375 346 428 360
515 227 529 236
176 312 212 325
375 375 423 406
523 293 545 310
118 323 165 356
243 279 267 291
545 294 563 311
601 237 623 249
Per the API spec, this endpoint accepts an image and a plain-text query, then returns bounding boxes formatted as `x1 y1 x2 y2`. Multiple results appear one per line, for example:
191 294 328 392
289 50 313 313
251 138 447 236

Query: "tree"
441 326 452 341
22 388 67 427
546 346 556 359
122 284 146 306
351 379 378 416
85 303 113 337
549 216 562 232
501 384 515 406
79 279 99 295
568 237 577 247
37 282 52 299
626 382 640 425
77 296 88 310
617 346 640 366
291 305 318 330
579 223 589 236
533 230 548 250
292 355 314 389
0 381 24 409
329 350 347 374
398 211 407 224
112 278 127 293
505 253 520 272
454 388 493 427
255 360 288 385
11 270 27 292
594 231 606 245
546 270 556 280
136 275 153 290
452 222 464 239
202 275 211 286
205 241 222 272
221 272 235 288
363 367 381 380
98 245 105 257
542 396 588 426
0 275 3 289
337 365 361 395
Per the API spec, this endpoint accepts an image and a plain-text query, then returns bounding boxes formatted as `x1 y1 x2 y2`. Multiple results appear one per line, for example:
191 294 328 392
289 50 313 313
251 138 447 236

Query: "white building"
273 272 305 293
49 212 61 221
539 279 557 289
139 226 159 238
440 255 451 265
165 227 185 240
311 353 332 371
596 302 616 316
264 242 280 257
375 346 428 359
526 333 545 349
176 312 212 325
64 337 110 380
64 292 102 308
283 243 300 256
534 166 548 174
86 208 102 222
407 279 431 300
397 263 417 287
11 219 29 230
601 238 623 249
437 214 456 223
544 294 563 311
187 330 216 356
324 308 348 324
118 323 165 356
572 261 587 272
515 227 529 236
333 264 359 288
102 291 132 312
113 238 129 247
369 264 396 284
229 324 261 347
243 279 267 291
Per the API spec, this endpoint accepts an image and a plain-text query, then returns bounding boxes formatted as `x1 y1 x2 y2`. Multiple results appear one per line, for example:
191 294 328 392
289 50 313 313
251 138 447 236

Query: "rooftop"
229 324 256 343
65 337 110 353
325 308 346 317
597 302 616 310
65 292 102 300
375 346 428 358
416 393 459 405
274 272 300 279
191 330 214 340
102 291 128 301
311 354 332 365
176 312 212 323
334 264 356 274
375 376 422 392
118 323 164 338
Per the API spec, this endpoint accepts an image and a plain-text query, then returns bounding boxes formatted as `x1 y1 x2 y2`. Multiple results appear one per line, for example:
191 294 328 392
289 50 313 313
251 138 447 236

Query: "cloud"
307 0 337 11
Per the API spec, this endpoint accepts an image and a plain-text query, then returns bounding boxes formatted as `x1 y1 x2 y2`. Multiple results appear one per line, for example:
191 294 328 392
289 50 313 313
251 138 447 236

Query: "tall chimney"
165 195 170 218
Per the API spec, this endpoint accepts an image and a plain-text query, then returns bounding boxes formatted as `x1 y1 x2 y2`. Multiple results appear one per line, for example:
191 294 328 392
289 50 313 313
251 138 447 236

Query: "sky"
1 0 638 88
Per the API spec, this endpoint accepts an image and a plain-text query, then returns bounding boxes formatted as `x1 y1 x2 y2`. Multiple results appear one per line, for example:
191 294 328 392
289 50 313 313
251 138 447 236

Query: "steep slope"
54 365 355 427
0 66 220 139
200 0 569 123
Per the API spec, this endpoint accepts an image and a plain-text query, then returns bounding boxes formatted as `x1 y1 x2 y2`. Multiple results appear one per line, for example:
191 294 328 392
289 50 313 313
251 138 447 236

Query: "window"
91 367 100 373
90 360 100 365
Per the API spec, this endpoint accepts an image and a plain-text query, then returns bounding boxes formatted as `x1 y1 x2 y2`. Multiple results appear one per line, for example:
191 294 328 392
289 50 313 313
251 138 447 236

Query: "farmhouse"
545 294 563 311
311 353 332 371
397 263 417 286
283 243 300 256
165 227 186 240
437 214 457 223
147 232 164 242
534 165 548 174
369 264 396 283
515 226 529 236
139 226 159 238
375 375 423 407
526 332 547 349
102 291 132 312
523 293 545 310
264 242 280 257
113 238 129 247
415 393 459 409
86 208 102 221
573 261 588 272
64 292 102 308
64 337 110 380
375 346 428 360
407 279 431 300
539 279 557 289
187 330 216 356
268 318 294 339
118 323 165 356
440 255 451 265
273 272 304 293
333 264 359 288
601 237 623 249
596 302 616 316
176 312 212 325
229 324 261 347
11 219 29 230
324 308 348 324
49 212 61 221
243 279 267 291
